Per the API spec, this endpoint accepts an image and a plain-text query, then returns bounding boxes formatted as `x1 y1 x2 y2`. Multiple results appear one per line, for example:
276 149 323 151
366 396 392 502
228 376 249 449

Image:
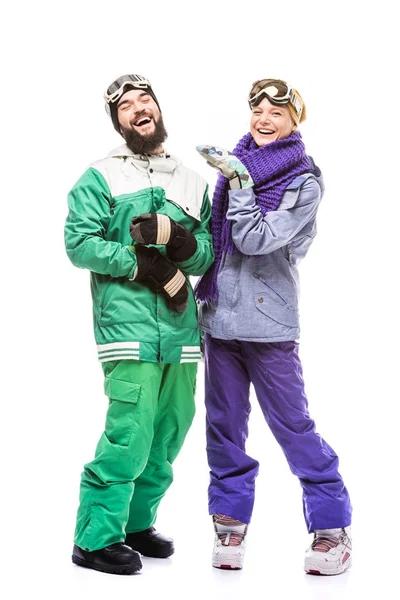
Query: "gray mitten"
196 145 254 189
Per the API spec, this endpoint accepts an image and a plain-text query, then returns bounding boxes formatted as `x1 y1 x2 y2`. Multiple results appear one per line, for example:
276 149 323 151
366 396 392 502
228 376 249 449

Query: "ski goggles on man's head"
248 79 303 119
104 74 151 104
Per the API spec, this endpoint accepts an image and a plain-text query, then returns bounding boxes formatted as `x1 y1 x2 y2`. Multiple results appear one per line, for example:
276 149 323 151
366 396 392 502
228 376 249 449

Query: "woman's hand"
196 145 253 189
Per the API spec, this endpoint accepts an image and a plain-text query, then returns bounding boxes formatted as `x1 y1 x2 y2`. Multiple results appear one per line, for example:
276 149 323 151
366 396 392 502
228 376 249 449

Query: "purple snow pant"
204 335 352 532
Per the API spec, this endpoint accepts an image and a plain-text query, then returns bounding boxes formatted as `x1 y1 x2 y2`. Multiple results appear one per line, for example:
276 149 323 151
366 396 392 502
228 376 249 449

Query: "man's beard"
121 114 168 154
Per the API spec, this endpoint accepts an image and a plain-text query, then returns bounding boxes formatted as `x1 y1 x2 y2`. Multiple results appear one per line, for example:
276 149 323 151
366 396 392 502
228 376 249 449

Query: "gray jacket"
199 171 324 342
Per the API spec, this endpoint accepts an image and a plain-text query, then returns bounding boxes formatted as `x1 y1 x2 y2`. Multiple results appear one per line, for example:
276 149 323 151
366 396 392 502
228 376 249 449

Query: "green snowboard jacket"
65 144 214 364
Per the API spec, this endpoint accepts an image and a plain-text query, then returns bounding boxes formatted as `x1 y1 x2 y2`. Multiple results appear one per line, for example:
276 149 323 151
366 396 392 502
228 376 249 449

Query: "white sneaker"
304 527 352 575
212 519 247 570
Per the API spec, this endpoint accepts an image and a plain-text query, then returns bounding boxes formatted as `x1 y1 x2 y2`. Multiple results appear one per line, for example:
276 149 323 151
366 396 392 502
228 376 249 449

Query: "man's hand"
196 145 254 189
134 245 188 313
130 214 197 262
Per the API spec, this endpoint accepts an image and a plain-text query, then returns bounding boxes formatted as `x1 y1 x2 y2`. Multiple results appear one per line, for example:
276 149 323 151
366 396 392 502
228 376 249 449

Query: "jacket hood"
307 155 325 196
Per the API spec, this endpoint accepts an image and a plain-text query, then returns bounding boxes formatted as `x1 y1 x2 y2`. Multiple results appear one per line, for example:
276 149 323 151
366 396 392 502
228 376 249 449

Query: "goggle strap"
289 91 303 118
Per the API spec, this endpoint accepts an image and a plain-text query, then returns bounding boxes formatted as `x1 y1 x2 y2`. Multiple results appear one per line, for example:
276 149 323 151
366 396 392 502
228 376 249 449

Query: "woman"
196 79 352 575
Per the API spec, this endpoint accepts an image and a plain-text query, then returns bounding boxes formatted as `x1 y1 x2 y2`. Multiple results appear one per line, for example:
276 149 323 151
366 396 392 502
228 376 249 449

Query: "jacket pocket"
254 274 290 307
99 279 152 325
104 377 142 447
253 286 298 328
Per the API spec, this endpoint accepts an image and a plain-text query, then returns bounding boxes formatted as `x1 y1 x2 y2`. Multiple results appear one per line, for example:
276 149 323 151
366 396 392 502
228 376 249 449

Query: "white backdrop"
2 1 399 598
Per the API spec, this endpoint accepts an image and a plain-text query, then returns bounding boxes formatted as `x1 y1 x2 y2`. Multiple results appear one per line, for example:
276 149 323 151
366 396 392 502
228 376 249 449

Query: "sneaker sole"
212 555 244 570
305 557 352 576
72 555 142 575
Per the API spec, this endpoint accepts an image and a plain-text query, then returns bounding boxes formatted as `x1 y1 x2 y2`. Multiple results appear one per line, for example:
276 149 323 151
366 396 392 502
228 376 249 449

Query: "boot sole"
72 554 142 575
135 548 174 559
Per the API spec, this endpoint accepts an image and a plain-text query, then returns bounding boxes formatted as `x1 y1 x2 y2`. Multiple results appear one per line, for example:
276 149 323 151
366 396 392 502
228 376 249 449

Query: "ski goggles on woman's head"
248 79 303 119
104 74 151 104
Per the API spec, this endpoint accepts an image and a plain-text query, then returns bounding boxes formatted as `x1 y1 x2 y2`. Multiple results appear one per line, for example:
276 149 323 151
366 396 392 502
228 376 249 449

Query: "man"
65 73 214 575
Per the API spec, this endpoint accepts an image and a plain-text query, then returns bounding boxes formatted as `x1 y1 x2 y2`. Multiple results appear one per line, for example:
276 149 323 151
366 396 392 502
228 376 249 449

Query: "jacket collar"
108 144 180 173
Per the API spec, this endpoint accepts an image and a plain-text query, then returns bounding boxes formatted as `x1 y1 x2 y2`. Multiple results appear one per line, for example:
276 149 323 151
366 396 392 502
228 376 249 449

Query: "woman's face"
250 97 295 146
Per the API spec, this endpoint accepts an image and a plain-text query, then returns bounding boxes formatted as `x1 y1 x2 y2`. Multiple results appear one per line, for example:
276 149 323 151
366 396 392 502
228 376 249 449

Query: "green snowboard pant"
74 359 197 551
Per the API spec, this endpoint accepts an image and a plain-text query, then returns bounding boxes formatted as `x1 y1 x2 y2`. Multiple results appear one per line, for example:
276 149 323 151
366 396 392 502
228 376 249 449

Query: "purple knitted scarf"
195 131 312 301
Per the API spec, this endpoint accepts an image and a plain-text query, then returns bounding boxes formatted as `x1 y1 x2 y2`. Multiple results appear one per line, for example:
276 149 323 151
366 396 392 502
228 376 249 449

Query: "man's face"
117 88 167 154
117 88 160 134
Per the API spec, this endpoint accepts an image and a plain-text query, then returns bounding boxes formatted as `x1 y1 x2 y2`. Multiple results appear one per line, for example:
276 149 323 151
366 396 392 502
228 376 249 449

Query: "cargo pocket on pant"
104 377 142 447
